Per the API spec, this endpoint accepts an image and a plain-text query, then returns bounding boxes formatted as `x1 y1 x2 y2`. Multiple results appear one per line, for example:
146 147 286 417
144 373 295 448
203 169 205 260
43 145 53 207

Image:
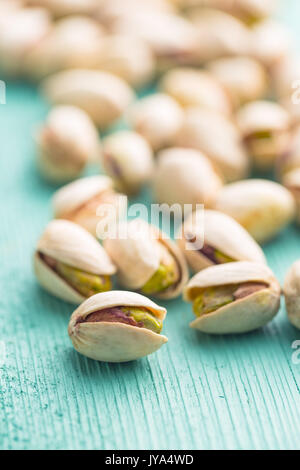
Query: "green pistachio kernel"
141 262 177 295
56 262 112 297
193 285 236 317
122 307 163 334
214 249 235 264
252 130 272 140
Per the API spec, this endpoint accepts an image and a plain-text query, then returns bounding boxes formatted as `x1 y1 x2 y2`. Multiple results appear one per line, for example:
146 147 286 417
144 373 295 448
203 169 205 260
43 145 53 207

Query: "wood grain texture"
1 1 300 450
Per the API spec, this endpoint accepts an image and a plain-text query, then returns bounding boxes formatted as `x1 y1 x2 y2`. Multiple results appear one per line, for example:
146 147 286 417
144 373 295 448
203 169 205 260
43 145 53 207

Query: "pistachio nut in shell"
153 148 223 213
188 8 251 63
0 7 52 77
283 168 300 225
215 179 295 244
175 108 249 182
128 93 184 151
249 19 291 68
36 105 101 184
42 69 135 129
178 209 266 273
52 175 127 238
102 131 154 195
276 125 300 178
68 290 168 362
104 219 189 299
184 261 281 334
283 260 300 330
160 68 232 116
207 56 268 108
272 54 300 100
24 16 105 80
34 220 116 304
25 0 99 18
98 35 155 88
236 100 291 172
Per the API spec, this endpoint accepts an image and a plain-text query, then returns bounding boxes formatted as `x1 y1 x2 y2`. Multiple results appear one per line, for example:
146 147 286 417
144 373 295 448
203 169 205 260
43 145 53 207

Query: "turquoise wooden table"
1 1 300 451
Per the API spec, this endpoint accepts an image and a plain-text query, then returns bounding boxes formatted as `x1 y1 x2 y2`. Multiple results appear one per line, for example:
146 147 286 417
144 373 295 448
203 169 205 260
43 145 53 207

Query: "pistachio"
98 35 155 88
250 19 291 68
128 93 184 151
52 175 127 238
188 8 251 63
160 68 232 116
178 209 266 272
24 16 104 80
276 126 300 178
0 7 52 77
36 105 101 183
283 260 300 330
215 179 295 243
68 290 168 362
153 148 223 212
236 100 291 172
102 131 154 195
175 108 249 182
184 261 281 334
272 54 300 100
207 56 268 108
283 169 300 225
104 219 189 299
34 220 116 304
25 0 99 18
41 69 135 129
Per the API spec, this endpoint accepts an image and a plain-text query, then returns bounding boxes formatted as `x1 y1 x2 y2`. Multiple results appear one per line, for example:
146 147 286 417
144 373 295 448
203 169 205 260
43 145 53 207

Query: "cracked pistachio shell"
236 100 291 171
175 108 249 182
34 220 116 304
68 291 168 362
178 209 266 272
277 126 300 178
188 8 251 63
128 94 184 151
184 261 281 334
24 16 105 80
207 57 268 108
98 35 155 88
284 261 300 330
283 169 300 225
52 175 127 237
36 105 101 183
111 10 198 67
25 0 99 18
104 219 189 299
215 179 295 243
42 69 135 129
102 131 154 195
0 7 52 77
250 19 291 68
160 68 232 116
153 148 223 212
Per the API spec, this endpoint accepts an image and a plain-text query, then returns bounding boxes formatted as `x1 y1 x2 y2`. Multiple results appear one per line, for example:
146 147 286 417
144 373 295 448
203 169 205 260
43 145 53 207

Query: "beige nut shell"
34 219 116 304
68 290 168 362
178 209 266 272
283 260 300 330
184 261 281 334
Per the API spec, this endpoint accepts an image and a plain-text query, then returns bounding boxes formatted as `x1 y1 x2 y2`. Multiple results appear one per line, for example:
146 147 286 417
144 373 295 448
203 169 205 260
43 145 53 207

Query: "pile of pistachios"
3 0 300 363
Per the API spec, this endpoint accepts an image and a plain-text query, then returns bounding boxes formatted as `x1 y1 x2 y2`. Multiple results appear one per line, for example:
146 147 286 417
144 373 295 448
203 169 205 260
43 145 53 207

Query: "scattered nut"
184 261 281 334
34 220 116 304
128 93 184 151
283 168 300 224
236 100 291 171
153 148 223 212
36 105 101 183
68 290 168 362
102 131 154 195
215 179 295 243
178 209 266 272
52 175 127 238
104 219 189 299
283 260 300 330
250 19 291 68
42 69 135 129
